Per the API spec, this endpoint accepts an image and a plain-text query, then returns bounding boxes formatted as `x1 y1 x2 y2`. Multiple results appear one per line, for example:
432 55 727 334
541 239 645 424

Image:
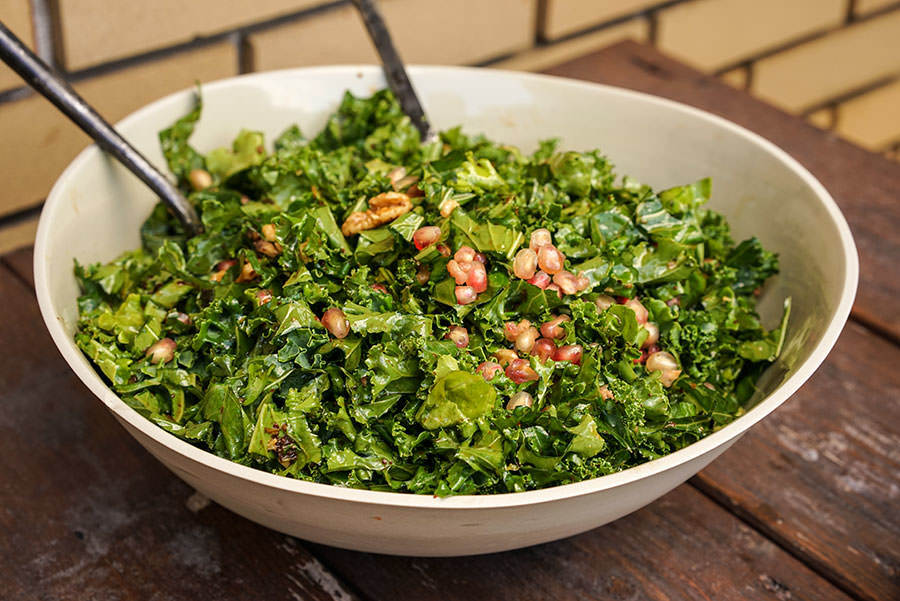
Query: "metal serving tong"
0 21 202 235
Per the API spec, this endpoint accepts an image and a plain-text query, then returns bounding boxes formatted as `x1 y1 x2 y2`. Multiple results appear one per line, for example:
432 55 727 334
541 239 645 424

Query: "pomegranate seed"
506 391 534 410
477 361 503 381
553 344 583 365
540 315 570 340
261 223 277 241
321 308 350 339
513 248 538 280
447 260 468 285
537 245 565 274
467 261 488 293
146 338 176 364
624 298 649 324
371 283 389 294
506 359 539 383
413 226 441 250
666 297 681 307
493 349 519 366
515 326 540 354
170 311 192 325
532 338 556 362
546 283 562 298
255 289 273 305
646 351 681 387
455 285 477 305
575 273 590 291
595 294 615 311
552 270 579 295
446 326 469 348
436 243 451 257
642 322 660 348
473 252 487 264
454 245 476 262
416 264 431 285
504 319 531 342
527 271 551 289
529 228 552 251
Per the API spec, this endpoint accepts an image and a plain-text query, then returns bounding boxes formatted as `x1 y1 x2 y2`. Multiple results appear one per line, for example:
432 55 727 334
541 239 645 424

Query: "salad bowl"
34 66 857 556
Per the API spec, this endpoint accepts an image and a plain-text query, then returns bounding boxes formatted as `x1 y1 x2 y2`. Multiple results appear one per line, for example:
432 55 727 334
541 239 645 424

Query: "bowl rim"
34 64 859 510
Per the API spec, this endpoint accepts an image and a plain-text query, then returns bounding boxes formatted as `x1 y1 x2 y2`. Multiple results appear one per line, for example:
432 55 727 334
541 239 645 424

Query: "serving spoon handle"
351 0 436 142
0 21 202 235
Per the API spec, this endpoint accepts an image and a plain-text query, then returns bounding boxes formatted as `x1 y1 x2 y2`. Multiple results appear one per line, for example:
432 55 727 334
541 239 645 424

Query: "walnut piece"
341 191 412 236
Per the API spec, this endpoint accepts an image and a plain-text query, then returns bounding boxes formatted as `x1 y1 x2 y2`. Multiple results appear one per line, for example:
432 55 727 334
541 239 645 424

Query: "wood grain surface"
3 42 898 601
544 41 900 343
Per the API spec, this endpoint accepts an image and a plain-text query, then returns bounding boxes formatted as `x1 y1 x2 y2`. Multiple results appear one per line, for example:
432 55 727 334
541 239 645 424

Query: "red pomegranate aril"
371 283 388 294
454 245 476 263
171 311 192 326
436 243 451 257
477 361 503 381
412 226 441 250
595 294 615 311
624 298 649 324
321 308 350 339
506 359 539 383
506 391 534 410
513 248 538 280
554 344 583 365
504 319 531 341
146 338 176 364
447 260 468 285
255 289 273 305
575 274 590 291
540 315 570 340
532 338 556 362
493 349 519 366
666 297 681 307
467 261 488 293
546 283 562 298
642 322 660 348
446 326 469 348
473 252 487 264
455 285 477 305
552 270 579 295
527 271 551 289
529 228 552 251
515 326 540 354
538 245 565 274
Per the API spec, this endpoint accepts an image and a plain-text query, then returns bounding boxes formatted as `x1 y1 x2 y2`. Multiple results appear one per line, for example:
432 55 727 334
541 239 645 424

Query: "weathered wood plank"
311 484 854 601
544 40 900 342
693 321 900 601
0 268 358 601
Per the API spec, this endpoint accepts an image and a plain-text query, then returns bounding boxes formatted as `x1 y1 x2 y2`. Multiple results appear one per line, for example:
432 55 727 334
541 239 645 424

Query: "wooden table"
1 41 897 601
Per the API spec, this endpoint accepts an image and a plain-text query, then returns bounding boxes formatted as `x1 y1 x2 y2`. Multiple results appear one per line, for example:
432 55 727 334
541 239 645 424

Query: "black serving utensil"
351 0 436 143
0 21 202 235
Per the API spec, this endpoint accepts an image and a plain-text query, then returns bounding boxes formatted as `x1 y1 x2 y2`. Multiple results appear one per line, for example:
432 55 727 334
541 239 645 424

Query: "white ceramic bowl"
35 66 857 556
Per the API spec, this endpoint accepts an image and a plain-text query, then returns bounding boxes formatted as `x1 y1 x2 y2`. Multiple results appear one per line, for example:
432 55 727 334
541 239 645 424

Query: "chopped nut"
341 191 413 236
439 196 460 218
235 261 258 283
253 239 282 257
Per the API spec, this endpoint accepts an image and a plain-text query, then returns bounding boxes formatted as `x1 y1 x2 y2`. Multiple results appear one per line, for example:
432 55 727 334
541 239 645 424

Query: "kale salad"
74 89 789 496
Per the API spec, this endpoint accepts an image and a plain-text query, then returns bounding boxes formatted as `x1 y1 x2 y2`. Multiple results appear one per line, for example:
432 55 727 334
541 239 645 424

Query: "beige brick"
855 0 898 16
719 66 749 89
807 107 835 130
0 216 38 255
0 0 34 92
541 0 661 40
657 0 846 71
753 11 900 112
835 79 900 149
0 43 236 218
492 18 648 72
248 0 537 71
54 0 320 70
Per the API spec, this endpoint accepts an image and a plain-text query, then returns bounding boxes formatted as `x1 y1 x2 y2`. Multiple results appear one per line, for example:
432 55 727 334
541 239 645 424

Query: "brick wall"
1 0 898 252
